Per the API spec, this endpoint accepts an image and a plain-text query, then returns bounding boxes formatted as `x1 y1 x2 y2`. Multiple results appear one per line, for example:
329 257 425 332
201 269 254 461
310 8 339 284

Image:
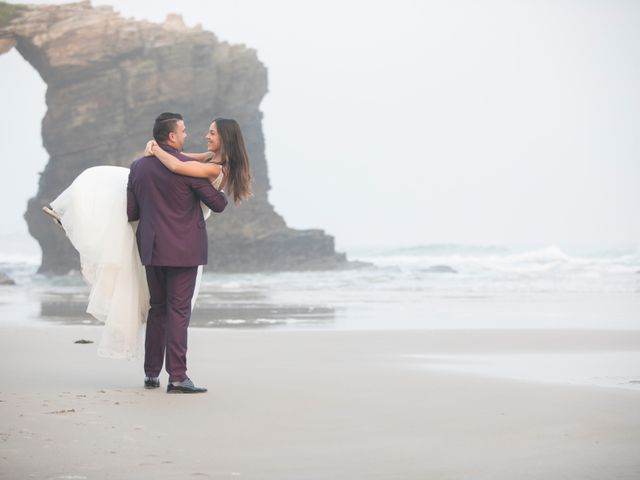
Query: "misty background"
1 0 639 262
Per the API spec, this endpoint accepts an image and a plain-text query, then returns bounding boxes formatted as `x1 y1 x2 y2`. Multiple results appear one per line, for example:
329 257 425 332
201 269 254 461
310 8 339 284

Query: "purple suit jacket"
126 145 228 266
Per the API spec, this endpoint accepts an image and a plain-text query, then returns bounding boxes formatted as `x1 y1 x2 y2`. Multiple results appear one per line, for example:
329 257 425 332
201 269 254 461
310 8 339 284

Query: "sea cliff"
0 1 346 273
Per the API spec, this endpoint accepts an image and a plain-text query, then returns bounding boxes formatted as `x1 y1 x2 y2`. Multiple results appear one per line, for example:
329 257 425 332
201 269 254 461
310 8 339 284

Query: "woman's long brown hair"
214 118 252 205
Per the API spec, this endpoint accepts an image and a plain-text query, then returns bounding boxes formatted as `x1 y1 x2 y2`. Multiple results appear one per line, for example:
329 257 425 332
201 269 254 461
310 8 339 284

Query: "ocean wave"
1 242 638 296
352 244 640 275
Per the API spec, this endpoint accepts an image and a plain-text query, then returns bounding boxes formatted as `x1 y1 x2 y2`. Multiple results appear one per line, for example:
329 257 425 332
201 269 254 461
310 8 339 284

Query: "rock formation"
0 271 16 285
424 265 457 274
0 1 347 273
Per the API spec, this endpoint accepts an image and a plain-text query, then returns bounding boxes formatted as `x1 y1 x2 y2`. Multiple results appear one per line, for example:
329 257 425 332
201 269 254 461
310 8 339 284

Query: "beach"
1 244 639 478
2 0 639 476
2 325 639 479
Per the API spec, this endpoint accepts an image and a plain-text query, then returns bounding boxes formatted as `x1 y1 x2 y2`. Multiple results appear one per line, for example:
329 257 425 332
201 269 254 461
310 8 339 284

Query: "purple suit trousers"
144 265 197 383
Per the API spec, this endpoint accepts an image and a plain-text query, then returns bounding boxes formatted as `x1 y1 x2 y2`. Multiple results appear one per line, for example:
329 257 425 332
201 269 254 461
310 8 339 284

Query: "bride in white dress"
44 118 253 360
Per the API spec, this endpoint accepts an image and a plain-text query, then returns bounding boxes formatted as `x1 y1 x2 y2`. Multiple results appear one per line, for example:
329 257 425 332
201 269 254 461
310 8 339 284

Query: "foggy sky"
1 0 639 252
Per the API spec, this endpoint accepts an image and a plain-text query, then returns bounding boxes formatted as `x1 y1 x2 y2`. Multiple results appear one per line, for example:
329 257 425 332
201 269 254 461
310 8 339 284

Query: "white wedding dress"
50 165 220 360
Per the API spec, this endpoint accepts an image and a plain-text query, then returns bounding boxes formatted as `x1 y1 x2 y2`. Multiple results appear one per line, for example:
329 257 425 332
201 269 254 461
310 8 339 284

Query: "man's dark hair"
153 112 183 143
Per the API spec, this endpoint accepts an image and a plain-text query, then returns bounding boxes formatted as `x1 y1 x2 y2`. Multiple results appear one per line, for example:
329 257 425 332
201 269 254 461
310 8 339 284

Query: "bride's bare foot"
42 205 64 230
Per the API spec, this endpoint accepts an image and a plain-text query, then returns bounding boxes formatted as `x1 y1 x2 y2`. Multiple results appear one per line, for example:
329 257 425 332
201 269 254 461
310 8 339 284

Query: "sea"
1 242 639 331
3 240 640 390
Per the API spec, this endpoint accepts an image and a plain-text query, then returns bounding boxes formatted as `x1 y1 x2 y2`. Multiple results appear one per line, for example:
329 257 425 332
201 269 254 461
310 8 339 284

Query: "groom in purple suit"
127 112 227 394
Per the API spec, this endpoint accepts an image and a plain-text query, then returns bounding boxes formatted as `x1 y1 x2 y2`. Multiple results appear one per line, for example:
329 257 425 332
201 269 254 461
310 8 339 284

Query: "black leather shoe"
144 376 160 389
167 378 207 394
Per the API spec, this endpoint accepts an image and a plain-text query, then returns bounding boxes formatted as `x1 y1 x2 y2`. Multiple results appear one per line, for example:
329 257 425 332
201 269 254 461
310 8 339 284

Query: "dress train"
50 165 207 359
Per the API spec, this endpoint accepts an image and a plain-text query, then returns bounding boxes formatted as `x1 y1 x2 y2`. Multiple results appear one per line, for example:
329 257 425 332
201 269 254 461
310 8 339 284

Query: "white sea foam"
355 244 640 274
343 244 640 294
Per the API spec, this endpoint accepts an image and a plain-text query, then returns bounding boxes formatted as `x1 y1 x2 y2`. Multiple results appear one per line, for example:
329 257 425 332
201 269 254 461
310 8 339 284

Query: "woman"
43 118 252 359
146 117 252 206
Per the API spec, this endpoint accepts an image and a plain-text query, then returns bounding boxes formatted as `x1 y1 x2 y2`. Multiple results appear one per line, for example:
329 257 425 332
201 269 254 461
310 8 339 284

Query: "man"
127 112 227 394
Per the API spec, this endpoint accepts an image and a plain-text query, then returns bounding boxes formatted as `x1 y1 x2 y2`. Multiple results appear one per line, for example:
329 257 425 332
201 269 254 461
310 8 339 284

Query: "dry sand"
1 325 639 479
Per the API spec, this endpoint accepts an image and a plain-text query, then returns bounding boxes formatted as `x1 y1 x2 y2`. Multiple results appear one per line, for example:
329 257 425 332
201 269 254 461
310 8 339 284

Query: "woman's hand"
144 140 158 157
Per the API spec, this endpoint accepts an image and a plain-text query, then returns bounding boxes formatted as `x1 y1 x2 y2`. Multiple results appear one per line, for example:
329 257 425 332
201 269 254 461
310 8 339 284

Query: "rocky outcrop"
0 1 347 273
0 272 16 285
424 265 457 274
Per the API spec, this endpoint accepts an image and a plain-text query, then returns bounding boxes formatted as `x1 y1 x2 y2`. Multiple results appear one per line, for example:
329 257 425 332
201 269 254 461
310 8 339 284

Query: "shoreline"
1 325 639 479
3 289 640 331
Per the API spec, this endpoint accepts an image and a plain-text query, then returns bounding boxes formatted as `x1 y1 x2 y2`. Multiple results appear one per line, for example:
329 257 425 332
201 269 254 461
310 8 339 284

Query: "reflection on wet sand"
191 304 336 328
38 289 336 329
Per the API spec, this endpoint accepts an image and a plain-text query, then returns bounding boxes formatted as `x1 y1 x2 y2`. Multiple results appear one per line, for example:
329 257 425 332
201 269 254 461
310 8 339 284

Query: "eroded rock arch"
1 1 345 273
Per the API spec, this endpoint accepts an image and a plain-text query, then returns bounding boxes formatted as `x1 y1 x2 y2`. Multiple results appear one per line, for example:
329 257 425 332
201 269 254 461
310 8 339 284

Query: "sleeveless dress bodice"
212 170 224 190
200 170 223 221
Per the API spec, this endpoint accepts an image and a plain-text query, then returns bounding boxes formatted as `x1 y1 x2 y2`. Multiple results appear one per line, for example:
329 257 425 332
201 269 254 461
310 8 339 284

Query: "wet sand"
1 325 639 479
